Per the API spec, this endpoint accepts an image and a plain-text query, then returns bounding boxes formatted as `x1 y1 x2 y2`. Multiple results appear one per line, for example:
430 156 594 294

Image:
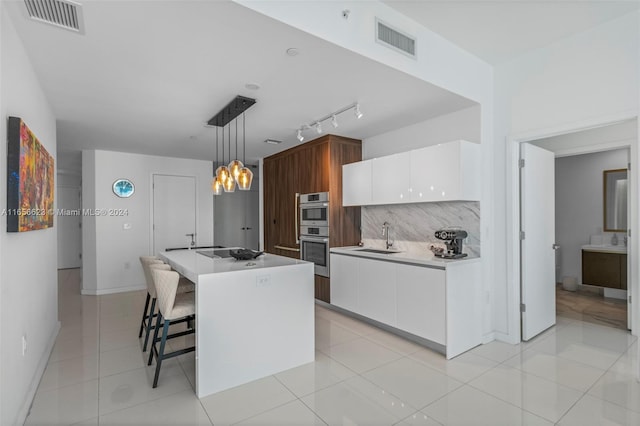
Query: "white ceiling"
5 0 476 172
384 0 640 65
8 1 638 174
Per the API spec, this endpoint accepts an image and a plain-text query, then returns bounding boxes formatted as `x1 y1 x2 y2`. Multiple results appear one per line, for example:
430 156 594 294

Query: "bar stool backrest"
151 268 180 319
141 257 164 297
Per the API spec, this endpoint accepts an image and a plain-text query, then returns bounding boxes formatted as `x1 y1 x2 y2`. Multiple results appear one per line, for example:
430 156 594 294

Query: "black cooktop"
197 249 235 259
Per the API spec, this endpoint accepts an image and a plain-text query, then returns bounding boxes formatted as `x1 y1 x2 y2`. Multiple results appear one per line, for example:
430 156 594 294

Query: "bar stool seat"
148 268 196 388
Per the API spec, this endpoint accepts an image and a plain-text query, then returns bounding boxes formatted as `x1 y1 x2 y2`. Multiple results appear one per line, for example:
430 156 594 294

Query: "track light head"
296 129 304 142
354 103 363 119
315 121 322 134
331 115 338 128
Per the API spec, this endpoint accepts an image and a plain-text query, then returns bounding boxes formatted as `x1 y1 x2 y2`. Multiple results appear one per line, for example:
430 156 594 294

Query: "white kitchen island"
159 248 315 398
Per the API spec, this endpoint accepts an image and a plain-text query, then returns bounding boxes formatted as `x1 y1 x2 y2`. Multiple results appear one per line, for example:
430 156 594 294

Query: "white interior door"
153 175 196 254
521 143 556 341
57 186 82 269
214 190 260 249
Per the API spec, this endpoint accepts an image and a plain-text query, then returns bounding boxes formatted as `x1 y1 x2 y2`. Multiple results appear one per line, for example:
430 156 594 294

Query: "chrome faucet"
382 221 393 250
185 233 196 249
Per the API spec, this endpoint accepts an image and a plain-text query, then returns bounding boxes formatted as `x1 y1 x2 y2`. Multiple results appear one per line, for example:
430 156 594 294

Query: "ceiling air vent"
376 19 416 59
24 0 84 34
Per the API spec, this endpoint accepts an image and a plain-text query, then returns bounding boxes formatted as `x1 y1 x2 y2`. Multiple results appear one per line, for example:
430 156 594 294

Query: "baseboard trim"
16 321 61 425
494 330 519 345
81 284 146 296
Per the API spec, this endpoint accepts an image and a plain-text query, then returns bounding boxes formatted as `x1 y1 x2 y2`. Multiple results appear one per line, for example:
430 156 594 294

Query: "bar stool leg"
148 311 163 366
143 298 157 352
138 292 151 338
153 319 171 388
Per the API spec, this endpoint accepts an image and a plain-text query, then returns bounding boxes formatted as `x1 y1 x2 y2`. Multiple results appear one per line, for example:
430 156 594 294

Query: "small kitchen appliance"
434 228 468 259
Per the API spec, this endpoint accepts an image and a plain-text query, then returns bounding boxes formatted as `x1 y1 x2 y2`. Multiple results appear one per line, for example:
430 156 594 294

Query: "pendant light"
212 127 223 195
216 124 230 184
222 123 236 192
228 117 244 180
238 113 254 190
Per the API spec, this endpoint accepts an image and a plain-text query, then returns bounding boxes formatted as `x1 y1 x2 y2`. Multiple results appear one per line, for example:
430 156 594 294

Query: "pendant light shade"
212 176 223 195
237 166 253 191
222 175 236 192
228 159 244 179
216 165 230 183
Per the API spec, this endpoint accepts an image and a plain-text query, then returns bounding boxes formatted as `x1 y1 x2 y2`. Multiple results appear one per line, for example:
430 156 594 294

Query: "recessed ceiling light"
245 83 260 90
264 139 282 145
286 48 300 57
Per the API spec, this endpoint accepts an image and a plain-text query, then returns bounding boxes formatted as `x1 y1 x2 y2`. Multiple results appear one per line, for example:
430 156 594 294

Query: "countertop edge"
330 247 481 269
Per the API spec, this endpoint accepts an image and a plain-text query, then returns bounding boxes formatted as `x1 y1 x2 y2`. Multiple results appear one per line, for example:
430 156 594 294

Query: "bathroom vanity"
581 244 627 290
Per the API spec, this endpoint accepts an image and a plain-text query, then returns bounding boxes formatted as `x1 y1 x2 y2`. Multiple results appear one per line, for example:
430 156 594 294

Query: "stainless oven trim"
300 201 329 227
300 192 329 204
299 235 330 277
300 225 329 237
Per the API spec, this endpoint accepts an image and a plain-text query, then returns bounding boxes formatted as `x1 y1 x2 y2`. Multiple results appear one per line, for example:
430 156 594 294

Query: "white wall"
555 149 629 283
0 8 59 425
237 1 496 343
363 105 480 159
496 10 640 341
82 150 214 295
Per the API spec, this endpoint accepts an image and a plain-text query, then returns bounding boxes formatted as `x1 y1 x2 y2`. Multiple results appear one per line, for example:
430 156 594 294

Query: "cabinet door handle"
295 192 300 244
274 245 300 252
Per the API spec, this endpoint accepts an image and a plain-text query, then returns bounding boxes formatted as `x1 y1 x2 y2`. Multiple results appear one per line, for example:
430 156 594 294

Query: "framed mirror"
603 168 628 232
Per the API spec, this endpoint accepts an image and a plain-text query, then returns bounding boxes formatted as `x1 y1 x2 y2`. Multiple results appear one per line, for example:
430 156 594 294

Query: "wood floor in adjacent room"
556 284 628 330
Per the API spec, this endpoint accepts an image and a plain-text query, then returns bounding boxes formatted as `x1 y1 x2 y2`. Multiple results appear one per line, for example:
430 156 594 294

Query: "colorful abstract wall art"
7 116 55 232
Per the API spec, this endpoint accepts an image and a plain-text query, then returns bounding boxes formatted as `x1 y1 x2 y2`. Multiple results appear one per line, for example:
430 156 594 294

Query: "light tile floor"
25 268 640 425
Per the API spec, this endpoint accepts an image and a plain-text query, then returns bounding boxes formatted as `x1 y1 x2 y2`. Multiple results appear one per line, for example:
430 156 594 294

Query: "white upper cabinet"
343 160 372 206
342 140 480 206
371 152 412 205
410 140 480 202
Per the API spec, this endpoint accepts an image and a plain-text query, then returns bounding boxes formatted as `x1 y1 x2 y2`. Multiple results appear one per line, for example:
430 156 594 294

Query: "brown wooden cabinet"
582 250 627 290
263 134 362 302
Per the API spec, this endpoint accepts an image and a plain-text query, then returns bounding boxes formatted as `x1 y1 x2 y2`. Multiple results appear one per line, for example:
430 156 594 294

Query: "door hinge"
629 295 632 304
520 231 525 240
628 162 631 171
519 159 525 168
520 303 526 312
79 253 82 259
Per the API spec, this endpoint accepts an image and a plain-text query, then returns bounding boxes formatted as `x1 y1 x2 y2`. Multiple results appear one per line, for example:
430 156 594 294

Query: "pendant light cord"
235 117 239 160
243 113 246 164
215 126 219 172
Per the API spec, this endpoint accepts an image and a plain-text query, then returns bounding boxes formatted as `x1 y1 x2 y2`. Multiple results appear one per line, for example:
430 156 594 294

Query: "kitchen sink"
355 248 401 255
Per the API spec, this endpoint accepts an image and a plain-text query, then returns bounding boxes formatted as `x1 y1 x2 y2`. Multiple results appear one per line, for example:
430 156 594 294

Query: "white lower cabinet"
396 263 446 345
330 252 481 359
358 258 397 326
330 253 358 311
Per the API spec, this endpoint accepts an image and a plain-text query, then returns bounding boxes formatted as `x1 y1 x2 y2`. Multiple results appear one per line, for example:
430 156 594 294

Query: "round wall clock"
113 179 135 198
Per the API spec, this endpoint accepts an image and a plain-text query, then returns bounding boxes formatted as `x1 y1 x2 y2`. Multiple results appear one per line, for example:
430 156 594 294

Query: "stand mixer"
433 228 468 259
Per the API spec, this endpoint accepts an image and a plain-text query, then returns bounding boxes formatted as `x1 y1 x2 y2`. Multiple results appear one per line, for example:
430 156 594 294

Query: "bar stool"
139 257 194 352
148 268 196 388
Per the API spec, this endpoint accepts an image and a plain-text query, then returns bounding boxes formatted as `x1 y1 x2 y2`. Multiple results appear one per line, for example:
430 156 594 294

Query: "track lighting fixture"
354 103 363 119
296 102 362 142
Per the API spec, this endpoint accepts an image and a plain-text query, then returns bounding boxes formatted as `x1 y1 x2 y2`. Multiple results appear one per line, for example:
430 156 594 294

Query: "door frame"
506 112 639 345
149 173 199 255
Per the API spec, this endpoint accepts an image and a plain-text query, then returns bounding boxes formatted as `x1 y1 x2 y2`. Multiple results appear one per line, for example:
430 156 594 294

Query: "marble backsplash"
361 202 481 258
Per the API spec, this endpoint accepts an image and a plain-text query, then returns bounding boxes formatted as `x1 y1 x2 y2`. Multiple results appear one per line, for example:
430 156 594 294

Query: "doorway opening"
516 117 637 341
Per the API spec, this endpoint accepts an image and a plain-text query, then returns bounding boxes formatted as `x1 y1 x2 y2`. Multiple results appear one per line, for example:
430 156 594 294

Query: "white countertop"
330 246 481 269
159 248 310 282
581 244 627 254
